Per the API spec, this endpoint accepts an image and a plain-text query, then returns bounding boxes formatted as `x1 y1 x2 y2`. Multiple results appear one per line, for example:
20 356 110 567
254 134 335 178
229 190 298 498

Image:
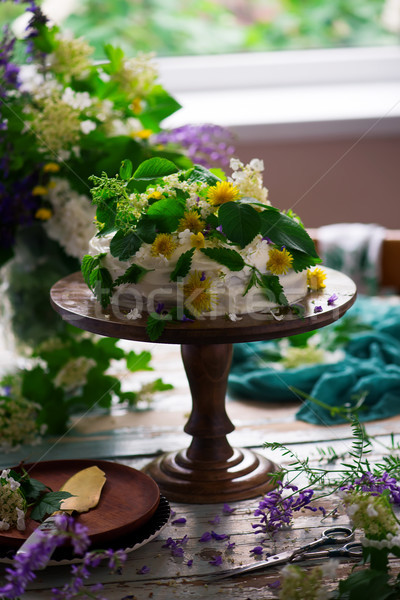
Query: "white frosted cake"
82 157 321 334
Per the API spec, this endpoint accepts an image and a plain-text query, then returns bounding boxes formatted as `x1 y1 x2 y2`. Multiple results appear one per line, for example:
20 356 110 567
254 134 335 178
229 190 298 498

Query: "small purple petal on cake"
200 271 206 281
327 293 338 305
156 302 165 314
181 314 194 322
314 305 323 313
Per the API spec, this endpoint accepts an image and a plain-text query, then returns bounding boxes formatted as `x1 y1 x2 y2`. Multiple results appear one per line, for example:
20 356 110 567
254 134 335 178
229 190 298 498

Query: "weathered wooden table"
2 278 400 598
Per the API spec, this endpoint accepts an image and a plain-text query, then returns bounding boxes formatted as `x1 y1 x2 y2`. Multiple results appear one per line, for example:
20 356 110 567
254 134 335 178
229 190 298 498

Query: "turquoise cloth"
228 297 400 425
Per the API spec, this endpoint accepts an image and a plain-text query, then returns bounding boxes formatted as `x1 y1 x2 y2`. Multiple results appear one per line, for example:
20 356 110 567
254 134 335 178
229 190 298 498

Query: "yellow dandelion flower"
190 232 205 249
35 208 52 221
183 271 217 315
148 191 163 201
32 185 49 196
307 267 327 290
43 162 60 173
266 247 294 275
151 233 177 259
207 181 240 206
132 129 152 140
131 97 142 114
178 211 205 233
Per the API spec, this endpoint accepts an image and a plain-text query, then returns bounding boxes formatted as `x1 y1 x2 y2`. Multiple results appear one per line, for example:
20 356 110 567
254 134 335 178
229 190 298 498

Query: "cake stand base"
143 447 277 504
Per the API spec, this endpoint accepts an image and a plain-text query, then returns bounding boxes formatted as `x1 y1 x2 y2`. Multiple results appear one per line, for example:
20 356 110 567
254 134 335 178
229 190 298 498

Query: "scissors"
207 526 362 581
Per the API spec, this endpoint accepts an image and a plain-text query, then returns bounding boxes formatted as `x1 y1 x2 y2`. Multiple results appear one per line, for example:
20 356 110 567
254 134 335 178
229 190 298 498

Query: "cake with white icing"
82 157 321 335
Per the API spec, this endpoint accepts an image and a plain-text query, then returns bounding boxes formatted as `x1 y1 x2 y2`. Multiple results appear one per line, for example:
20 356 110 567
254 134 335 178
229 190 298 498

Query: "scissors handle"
295 542 363 561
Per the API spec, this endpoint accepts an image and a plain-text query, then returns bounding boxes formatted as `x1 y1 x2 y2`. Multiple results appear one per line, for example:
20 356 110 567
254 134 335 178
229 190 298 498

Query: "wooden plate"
0 459 160 549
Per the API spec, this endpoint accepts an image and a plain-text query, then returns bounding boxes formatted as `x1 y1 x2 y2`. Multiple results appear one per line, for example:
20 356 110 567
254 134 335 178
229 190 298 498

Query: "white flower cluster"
48 33 93 81
0 394 43 452
0 470 26 531
54 356 97 392
229 157 270 205
111 53 158 97
362 530 400 550
44 178 96 259
343 490 399 538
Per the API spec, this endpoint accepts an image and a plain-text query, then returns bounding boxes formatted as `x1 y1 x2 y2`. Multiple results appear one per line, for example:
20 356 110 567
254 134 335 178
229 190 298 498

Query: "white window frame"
156 46 400 141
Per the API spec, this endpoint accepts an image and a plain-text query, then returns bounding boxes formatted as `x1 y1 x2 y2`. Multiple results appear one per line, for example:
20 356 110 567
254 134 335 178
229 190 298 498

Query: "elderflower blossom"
278 563 330 600
44 178 96 259
0 470 26 531
54 357 97 392
110 53 158 97
343 490 399 539
48 33 93 81
229 157 270 205
0 395 43 452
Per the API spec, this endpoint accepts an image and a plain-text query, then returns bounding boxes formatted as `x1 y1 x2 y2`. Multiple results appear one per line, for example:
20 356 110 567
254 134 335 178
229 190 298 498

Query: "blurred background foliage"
1 0 398 60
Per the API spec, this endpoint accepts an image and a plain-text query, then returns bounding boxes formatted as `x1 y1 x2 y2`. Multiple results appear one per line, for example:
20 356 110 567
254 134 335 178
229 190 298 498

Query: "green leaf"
186 165 221 186
200 247 245 271
30 492 74 522
81 255 96 286
289 248 322 272
218 202 261 248
89 267 114 308
19 476 49 503
146 197 185 232
96 200 117 235
132 157 178 181
151 378 174 392
139 85 182 131
259 274 288 306
119 159 133 180
126 350 153 371
243 269 258 296
135 216 157 244
170 248 195 281
260 210 319 258
114 263 151 286
110 229 142 260
146 313 170 341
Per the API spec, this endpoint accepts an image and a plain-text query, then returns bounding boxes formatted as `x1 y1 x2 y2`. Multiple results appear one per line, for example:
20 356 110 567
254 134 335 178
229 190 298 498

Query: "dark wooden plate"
0 459 160 549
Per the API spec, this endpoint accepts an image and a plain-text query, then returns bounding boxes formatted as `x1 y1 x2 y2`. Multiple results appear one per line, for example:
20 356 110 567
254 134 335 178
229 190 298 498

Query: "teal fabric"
228 296 400 425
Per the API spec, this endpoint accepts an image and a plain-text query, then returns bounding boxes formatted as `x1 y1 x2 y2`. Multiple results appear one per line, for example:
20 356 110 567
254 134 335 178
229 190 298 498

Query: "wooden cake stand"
50 268 356 503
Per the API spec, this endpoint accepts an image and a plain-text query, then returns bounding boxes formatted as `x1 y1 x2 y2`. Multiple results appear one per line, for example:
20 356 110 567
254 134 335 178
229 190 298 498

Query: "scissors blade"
207 549 294 581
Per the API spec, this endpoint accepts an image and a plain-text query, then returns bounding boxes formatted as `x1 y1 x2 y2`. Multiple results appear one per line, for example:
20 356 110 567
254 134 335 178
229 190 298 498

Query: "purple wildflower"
314 305 323 313
211 530 230 541
171 517 187 525
250 546 264 556
226 541 236 550
155 124 235 169
209 554 223 566
138 565 150 575
186 558 194 567
222 503 236 514
340 471 400 504
199 531 213 542
327 293 338 306
208 515 221 525
252 481 322 537
162 535 188 558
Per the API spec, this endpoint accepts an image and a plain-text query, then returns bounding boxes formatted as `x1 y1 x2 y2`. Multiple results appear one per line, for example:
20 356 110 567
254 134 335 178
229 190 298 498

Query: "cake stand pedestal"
50 268 356 503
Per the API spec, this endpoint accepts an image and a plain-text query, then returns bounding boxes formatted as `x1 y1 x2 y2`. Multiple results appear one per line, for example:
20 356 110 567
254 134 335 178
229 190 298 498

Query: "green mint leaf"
170 248 195 281
200 247 245 271
89 267 114 308
81 255 96 286
132 157 178 181
146 313 170 341
119 159 133 181
114 263 151 286
186 164 221 186
30 491 74 522
110 229 142 260
95 199 117 235
126 350 153 371
135 216 158 244
289 249 322 272
243 269 258 296
218 202 261 248
147 197 185 232
19 476 49 503
260 210 319 258
259 274 288 306
150 378 174 392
